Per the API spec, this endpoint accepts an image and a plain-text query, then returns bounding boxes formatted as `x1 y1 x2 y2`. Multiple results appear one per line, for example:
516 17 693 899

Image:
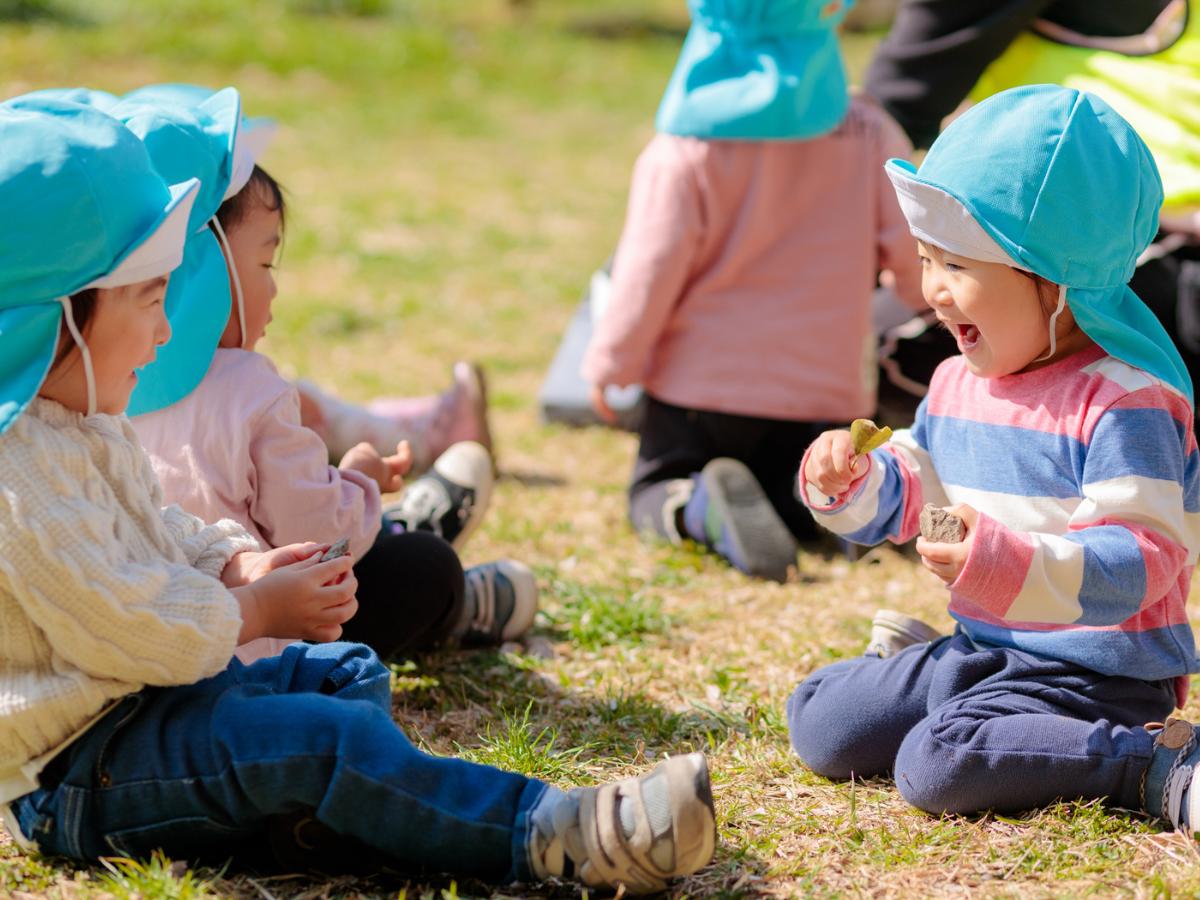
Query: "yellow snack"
850 418 892 456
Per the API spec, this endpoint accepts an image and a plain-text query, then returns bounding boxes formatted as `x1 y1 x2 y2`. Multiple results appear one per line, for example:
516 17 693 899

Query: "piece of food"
319 537 351 562
850 418 893 456
919 504 966 544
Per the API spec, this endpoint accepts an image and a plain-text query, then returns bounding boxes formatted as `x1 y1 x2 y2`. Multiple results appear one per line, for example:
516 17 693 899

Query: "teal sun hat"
885 84 1192 402
107 86 275 415
0 100 198 434
655 0 855 141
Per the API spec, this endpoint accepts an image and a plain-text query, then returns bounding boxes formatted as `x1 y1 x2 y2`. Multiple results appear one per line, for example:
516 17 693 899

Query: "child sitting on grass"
583 0 925 582
790 84 1200 832
105 87 531 662
0 97 716 895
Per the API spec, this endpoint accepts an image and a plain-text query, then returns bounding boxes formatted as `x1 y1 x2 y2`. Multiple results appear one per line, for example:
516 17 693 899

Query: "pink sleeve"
247 387 382 561
873 107 925 312
950 512 1035 616
582 136 703 388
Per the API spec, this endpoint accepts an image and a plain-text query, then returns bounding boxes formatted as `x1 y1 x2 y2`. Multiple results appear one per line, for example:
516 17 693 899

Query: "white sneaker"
457 559 538 646
528 752 716 894
866 609 942 658
382 441 493 551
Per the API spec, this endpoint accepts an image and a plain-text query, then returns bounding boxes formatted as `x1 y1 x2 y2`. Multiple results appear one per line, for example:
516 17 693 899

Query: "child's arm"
0 468 243 686
247 385 383 561
800 401 951 546
582 136 703 391
947 387 1197 625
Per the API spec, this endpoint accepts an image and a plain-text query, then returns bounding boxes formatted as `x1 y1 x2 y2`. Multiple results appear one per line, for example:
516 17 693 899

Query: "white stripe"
1008 532 1085 624
889 432 951 509
1073 474 1200 563
943 484 1077 534
1081 355 1187 402
812 455 885 534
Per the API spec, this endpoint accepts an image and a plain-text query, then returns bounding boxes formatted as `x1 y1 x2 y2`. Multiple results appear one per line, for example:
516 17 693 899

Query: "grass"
4 0 1200 896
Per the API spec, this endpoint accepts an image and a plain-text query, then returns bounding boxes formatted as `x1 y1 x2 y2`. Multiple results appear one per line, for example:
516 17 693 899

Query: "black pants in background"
339 529 464 660
628 395 835 544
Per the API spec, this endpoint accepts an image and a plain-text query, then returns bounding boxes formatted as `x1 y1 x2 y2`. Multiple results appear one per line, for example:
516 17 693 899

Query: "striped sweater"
804 344 1200 691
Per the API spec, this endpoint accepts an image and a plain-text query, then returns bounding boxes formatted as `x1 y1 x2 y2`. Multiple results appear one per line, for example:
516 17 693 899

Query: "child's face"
918 241 1078 379
40 276 172 415
219 200 281 351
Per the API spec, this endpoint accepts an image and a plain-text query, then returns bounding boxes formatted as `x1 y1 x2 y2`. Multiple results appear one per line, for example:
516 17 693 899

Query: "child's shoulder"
201 349 294 414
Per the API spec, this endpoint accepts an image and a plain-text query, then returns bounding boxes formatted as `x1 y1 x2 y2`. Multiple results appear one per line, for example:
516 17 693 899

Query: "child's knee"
892 715 986 815
786 678 862 780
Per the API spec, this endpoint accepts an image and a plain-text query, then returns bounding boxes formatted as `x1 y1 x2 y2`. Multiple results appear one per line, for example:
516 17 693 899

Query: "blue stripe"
1083 406 1188 488
924 416 1082 498
825 453 908 546
956 617 1197 681
1184 448 1200 514
1062 526 1146 626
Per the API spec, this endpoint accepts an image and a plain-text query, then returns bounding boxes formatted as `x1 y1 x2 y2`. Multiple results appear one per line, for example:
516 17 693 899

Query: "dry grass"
3 1 1200 897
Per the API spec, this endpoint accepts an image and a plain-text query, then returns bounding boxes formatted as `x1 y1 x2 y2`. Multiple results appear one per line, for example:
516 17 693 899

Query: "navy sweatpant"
787 632 1177 815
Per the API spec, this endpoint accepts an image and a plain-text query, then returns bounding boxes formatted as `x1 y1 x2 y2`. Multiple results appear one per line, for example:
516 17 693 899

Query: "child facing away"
583 0 925 582
0 99 716 894
97 87 531 663
789 84 1200 834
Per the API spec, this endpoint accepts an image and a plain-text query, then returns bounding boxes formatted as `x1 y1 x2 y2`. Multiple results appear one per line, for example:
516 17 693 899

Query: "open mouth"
955 323 980 352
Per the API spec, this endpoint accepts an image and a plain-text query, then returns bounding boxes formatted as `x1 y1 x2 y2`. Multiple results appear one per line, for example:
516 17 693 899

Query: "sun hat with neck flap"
655 0 856 141
0 100 198 433
109 86 275 415
884 83 1192 402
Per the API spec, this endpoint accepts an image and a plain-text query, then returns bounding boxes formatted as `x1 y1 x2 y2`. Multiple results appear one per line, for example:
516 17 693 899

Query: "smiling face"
218 199 281 352
917 241 1092 379
40 276 172 415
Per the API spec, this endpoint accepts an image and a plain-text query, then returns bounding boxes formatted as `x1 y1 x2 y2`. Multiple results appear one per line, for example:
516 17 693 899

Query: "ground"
2 1 1200 896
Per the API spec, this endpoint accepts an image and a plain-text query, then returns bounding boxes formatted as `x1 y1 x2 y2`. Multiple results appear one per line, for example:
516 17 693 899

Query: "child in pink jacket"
584 0 925 581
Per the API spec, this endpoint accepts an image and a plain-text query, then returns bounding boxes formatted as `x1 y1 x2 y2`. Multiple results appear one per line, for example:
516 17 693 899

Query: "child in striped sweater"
789 85 1200 833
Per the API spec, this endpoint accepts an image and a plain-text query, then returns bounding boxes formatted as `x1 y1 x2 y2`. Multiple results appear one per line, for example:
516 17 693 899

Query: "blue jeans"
787 632 1176 815
10 642 546 882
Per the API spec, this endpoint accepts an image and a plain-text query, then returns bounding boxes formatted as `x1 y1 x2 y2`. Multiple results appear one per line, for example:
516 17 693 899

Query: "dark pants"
340 529 464 660
629 395 832 543
787 632 1175 815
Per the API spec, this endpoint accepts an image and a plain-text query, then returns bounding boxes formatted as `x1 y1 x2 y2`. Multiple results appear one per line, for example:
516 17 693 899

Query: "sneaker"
381 441 493 550
684 458 797 582
369 361 493 472
1143 717 1200 833
866 609 943 658
457 559 538 646
528 752 716 894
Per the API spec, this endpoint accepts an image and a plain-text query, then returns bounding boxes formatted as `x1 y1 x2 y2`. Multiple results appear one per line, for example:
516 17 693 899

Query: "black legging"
339 529 464 660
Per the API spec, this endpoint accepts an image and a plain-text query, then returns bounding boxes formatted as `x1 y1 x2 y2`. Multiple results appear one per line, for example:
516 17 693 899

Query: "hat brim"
126 228 232 416
86 178 199 289
655 20 849 140
226 116 277 200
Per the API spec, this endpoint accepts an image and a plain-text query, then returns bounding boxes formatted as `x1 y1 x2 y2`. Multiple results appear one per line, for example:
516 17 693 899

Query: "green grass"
4 1 1200 897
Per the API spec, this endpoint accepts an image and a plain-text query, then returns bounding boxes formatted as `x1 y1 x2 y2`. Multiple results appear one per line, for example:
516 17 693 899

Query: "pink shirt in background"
133 348 383 663
583 97 926 423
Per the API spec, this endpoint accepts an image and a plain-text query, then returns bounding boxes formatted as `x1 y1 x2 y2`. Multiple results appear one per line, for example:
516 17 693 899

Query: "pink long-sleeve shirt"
132 348 383 662
583 97 926 422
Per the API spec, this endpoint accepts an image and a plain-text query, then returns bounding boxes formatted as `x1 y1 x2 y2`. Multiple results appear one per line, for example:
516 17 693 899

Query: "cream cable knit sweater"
0 398 257 800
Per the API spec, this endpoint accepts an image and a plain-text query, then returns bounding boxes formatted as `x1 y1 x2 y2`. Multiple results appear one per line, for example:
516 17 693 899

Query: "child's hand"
803 429 872 498
590 384 617 425
221 542 325 588
235 551 358 643
379 440 414 492
339 441 398 493
915 504 979 585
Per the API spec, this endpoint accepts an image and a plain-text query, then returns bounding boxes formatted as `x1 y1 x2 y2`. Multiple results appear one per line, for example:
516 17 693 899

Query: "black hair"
215 164 286 233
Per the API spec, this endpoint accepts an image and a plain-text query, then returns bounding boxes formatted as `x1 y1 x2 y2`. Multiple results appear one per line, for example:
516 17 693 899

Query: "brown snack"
319 537 351 562
919 504 965 544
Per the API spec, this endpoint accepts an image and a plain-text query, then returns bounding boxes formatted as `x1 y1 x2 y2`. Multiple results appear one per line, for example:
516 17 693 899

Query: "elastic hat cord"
210 217 248 349
59 297 97 416
1035 284 1068 363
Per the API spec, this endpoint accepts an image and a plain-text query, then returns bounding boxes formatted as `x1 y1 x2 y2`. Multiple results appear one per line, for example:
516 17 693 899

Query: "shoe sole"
701 458 797 583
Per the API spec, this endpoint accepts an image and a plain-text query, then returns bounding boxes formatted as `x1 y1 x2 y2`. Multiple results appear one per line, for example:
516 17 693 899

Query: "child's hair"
54 289 98 366
215 164 286 233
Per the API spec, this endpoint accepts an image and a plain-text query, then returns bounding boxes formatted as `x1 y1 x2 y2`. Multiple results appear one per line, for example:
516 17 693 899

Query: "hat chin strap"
1034 284 1068 363
210 217 248 349
59 298 97 416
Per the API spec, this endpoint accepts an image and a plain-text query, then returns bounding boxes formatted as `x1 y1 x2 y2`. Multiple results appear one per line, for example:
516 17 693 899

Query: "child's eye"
945 263 963 273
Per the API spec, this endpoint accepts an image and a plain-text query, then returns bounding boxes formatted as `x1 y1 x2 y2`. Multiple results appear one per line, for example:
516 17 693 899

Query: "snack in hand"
319 537 351 562
919 504 966 544
850 418 893 456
